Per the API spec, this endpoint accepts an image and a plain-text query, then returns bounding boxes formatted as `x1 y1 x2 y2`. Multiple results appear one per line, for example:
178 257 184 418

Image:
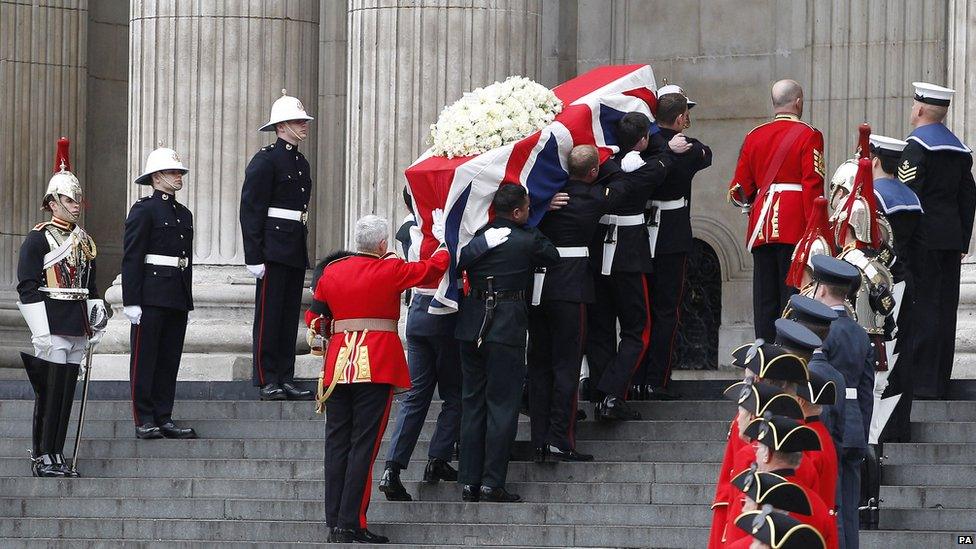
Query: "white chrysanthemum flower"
429 76 563 158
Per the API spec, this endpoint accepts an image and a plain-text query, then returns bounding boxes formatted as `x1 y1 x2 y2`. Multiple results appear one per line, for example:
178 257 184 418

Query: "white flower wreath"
428 76 563 159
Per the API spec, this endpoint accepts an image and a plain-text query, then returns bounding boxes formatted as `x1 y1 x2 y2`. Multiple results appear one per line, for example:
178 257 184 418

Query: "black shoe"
533 446 549 463
281 382 314 401
329 527 388 544
423 458 457 483
328 528 356 543
629 384 644 401
259 383 286 401
480 486 521 502
53 453 80 477
645 385 681 401
159 422 198 439
596 396 641 421
378 466 412 501
461 484 481 502
548 445 594 462
135 423 164 439
31 454 65 478
576 408 587 422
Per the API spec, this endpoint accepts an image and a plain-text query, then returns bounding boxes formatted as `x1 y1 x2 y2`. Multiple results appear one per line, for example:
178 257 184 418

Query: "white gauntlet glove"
621 150 646 173
124 305 143 325
246 264 266 279
431 209 447 244
484 227 512 249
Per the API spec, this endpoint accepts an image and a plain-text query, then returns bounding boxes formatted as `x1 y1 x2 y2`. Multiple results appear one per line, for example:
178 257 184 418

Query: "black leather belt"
472 289 525 301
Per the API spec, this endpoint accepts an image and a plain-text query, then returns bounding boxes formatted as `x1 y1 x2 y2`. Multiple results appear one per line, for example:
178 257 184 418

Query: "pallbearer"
122 147 197 440
17 137 107 476
241 89 315 401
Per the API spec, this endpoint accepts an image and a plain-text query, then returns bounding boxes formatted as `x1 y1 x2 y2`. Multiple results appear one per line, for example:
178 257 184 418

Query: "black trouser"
527 300 586 450
386 334 461 468
129 306 188 426
458 341 525 488
586 271 651 400
252 261 305 386
840 447 865 549
634 252 688 388
908 248 961 399
324 383 394 529
751 243 796 340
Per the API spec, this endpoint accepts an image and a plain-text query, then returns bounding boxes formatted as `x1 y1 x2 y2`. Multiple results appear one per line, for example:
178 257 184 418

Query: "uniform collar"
50 217 74 230
492 217 523 230
768 467 796 477
657 126 679 138
276 137 299 152
774 113 800 122
805 415 820 422
152 189 176 201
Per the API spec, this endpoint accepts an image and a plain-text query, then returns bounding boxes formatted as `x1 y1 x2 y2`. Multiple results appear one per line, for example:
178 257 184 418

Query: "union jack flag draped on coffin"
404 64 660 314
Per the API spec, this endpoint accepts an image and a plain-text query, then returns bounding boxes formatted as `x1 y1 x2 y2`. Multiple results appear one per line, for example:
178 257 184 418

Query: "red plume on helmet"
53 137 71 173
786 196 834 289
834 124 880 249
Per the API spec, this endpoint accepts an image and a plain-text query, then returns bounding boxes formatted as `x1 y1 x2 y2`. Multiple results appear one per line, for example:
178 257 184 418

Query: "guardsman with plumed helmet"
122 146 197 440
240 89 315 402
17 137 107 477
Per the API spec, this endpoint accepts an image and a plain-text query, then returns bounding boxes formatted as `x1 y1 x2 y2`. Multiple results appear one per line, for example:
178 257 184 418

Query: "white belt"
557 246 589 258
599 214 645 226
845 388 857 400
268 207 309 224
747 183 803 251
646 198 689 258
145 254 190 269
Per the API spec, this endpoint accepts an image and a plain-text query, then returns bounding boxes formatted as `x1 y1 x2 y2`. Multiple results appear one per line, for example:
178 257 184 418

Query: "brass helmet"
43 137 82 207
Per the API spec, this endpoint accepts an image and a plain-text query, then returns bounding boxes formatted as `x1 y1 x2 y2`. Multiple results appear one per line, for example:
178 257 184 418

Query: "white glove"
89 330 105 346
246 264 266 279
668 133 692 154
124 305 143 325
431 209 446 244
484 227 512 249
621 150 646 173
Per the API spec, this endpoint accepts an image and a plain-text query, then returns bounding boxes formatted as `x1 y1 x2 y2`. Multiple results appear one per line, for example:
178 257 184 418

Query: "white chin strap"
285 123 305 143
158 174 182 193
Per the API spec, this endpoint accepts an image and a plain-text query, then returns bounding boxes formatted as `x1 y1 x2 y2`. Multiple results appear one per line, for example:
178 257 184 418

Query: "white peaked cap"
657 84 696 108
259 89 314 132
868 134 907 154
135 147 189 185
912 82 955 106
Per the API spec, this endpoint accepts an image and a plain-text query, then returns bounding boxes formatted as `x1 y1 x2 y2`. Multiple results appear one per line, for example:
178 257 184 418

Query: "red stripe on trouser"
359 387 395 529
256 271 269 385
568 303 586 448
130 324 142 424
625 276 653 387
662 257 688 387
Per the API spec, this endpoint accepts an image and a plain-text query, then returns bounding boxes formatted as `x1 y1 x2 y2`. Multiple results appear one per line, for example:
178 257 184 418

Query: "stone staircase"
0 382 973 547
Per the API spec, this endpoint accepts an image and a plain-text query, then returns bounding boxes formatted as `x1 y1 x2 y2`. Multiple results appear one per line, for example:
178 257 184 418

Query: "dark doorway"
673 239 721 370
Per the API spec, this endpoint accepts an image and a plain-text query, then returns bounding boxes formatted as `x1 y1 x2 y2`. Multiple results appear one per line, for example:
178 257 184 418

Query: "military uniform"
308 244 449 543
729 114 825 340
455 217 559 493
240 137 312 391
898 120 975 399
585 150 671 412
732 506 827 549
635 126 712 393
527 176 608 458
17 137 107 477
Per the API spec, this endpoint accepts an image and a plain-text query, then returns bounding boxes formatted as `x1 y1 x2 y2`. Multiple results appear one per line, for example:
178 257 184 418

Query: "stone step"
883 464 976 487
876 508 976 531
4 542 464 549
884 443 976 465
0 457 719 483
909 421 976 442
880 485 976 509
0 497 713 527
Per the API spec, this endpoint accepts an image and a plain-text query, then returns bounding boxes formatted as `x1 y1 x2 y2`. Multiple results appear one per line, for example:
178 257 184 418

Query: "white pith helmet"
135 147 189 185
259 89 314 132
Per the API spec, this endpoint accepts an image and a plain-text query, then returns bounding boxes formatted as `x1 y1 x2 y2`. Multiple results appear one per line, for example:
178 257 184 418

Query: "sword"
70 341 95 473
476 276 496 348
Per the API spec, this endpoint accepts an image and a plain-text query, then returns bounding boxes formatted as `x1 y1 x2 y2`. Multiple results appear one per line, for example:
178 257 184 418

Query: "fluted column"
0 0 87 367
95 1 320 378
315 0 348 256
948 0 976 382
345 0 542 242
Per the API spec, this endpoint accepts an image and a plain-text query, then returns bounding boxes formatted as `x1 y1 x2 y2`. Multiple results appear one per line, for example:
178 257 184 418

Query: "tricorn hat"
730 465 813 516
734 505 825 549
731 339 809 383
723 379 804 420
744 413 822 453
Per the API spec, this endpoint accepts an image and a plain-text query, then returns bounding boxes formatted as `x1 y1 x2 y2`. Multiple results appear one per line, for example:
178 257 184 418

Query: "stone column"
948 0 976 382
315 0 348 255
345 0 542 242
94 0 320 380
0 0 87 369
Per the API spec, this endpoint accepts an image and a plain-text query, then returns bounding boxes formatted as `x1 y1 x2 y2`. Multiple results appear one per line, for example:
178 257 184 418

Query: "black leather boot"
54 364 80 477
461 484 480 502
859 443 882 530
21 353 48 471
480 486 521 502
34 361 65 478
259 383 286 401
378 464 412 501
423 458 457 483
596 396 641 421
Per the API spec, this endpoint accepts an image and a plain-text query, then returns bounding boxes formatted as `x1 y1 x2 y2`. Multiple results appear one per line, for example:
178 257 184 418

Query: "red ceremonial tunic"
723 467 838 549
729 114 825 250
804 417 839 513
308 248 449 390
708 418 748 548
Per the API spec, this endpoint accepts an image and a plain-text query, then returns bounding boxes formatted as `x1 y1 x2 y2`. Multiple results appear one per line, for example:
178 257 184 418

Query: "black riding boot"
859 443 882 530
54 364 81 477
35 357 66 478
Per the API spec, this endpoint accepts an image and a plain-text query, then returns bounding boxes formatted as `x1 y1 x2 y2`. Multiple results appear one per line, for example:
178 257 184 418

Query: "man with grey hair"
306 212 450 544
729 79 825 341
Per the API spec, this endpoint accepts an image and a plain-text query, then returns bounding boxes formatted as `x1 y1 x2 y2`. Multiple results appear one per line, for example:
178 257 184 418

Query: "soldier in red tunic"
306 214 450 545
728 79 826 340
